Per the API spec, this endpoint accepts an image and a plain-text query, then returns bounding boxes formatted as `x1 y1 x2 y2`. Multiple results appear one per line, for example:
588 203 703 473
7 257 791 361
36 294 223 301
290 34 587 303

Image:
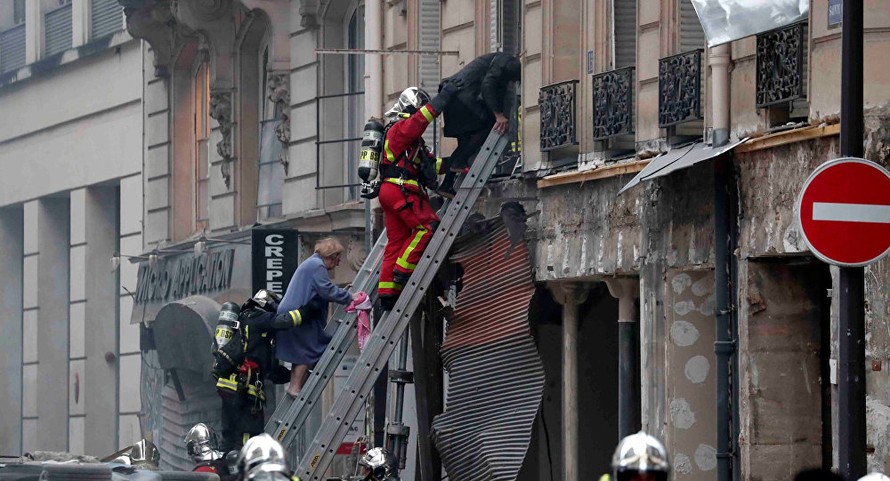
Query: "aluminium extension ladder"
265 129 510 480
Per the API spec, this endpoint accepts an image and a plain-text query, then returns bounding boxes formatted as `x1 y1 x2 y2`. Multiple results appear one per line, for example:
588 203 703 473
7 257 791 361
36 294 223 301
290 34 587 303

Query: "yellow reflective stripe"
396 228 427 271
435 157 443 173
420 105 434 123
384 140 396 164
247 384 265 400
243 433 249 445
378 282 404 291
384 178 420 188
289 309 302 326
216 375 264 399
216 376 238 391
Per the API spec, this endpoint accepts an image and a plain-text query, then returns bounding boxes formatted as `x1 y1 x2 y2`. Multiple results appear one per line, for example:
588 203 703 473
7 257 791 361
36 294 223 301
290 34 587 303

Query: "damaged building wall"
665 270 717 480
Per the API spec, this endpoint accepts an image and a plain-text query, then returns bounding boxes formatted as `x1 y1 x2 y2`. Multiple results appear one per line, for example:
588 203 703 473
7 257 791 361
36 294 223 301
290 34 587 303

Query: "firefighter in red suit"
377 83 460 311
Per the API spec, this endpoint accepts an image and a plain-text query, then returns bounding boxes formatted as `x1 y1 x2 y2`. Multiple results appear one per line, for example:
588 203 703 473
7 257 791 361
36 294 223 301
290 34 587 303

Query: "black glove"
428 78 463 113
271 297 324 330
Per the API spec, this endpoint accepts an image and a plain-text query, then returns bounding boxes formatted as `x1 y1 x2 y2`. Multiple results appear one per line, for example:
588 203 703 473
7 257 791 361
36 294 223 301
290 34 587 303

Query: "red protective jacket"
380 104 443 193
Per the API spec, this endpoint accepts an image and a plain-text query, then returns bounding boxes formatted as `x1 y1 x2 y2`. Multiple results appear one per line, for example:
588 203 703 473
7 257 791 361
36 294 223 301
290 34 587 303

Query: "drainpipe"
606 278 641 440
710 43 736 481
365 0 386 449
365 0 384 119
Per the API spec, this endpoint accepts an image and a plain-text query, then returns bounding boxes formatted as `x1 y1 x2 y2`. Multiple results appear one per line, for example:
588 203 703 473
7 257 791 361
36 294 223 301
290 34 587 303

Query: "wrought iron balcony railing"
539 80 578 151
659 49 703 127
592 66 635 141
756 22 805 108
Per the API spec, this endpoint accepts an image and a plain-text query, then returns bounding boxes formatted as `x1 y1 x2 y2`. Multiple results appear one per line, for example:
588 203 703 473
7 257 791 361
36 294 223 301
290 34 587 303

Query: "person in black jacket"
436 52 521 198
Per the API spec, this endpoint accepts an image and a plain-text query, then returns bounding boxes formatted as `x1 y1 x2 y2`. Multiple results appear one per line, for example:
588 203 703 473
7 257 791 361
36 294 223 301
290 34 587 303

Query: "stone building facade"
4 0 890 480
0 0 144 457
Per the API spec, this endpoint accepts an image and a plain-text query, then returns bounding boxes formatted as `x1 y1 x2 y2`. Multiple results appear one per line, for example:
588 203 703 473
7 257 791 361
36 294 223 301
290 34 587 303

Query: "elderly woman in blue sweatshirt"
276 237 354 397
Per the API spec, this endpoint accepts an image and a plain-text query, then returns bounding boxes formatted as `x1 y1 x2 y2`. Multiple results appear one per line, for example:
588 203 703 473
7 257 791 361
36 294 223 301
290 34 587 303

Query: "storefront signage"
134 249 236 304
251 229 300 296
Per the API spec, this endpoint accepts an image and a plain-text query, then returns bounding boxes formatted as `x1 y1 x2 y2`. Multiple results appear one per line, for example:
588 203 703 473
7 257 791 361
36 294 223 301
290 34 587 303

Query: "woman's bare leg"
287 364 310 397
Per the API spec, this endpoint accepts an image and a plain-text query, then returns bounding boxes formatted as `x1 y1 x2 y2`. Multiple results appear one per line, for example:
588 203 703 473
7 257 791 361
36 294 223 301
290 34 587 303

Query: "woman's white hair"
314 237 345 259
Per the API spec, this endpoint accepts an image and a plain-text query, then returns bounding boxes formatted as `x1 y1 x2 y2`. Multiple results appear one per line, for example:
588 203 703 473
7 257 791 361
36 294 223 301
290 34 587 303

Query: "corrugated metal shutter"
44 3 73 57
0 24 26 73
491 0 520 54
679 0 705 52
419 0 440 147
502 0 520 54
432 215 543 481
489 0 498 52
91 0 123 40
614 0 636 69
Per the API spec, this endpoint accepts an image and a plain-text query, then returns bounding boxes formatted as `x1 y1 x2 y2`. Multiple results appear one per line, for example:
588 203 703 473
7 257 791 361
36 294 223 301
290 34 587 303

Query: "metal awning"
617 138 746 195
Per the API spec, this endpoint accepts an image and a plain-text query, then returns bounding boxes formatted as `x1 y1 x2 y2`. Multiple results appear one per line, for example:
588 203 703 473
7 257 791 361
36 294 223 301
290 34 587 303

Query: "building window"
344 5 365 201
257 45 284 220
13 0 25 25
613 0 636 70
1 0 26 73
44 0 73 57
90 0 123 41
195 61 211 232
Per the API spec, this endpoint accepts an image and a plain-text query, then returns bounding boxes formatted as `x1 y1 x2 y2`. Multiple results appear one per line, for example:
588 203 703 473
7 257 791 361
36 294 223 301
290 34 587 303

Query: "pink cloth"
345 291 373 349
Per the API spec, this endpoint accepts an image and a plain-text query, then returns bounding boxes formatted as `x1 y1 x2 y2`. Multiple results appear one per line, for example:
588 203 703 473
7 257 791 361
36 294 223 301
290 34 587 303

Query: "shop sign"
134 249 236 304
252 229 300 296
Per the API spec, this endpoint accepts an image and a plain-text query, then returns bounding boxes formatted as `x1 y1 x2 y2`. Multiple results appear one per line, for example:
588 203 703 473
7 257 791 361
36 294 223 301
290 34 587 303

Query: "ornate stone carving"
122 0 187 77
345 236 368 273
299 0 319 28
267 72 290 173
209 89 234 188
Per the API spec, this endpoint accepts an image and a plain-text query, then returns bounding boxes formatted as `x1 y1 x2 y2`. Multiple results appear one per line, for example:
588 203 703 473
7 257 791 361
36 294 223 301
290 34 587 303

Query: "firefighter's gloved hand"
428 78 462 113
271 298 324 329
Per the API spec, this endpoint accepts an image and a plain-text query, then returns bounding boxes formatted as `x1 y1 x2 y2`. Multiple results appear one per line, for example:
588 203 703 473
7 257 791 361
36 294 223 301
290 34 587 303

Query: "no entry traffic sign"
796 157 890 267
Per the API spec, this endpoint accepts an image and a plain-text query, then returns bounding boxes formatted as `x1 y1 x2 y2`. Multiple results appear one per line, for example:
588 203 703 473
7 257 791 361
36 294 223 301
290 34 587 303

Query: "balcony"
0 23 26 74
659 49 703 128
756 22 805 108
539 80 578 151
592 67 634 141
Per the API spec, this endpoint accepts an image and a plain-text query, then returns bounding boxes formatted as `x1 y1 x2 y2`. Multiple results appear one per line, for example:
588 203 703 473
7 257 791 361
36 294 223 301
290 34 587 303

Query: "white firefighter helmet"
236 433 290 481
384 87 431 119
859 474 890 481
612 431 670 481
184 423 222 462
359 447 398 481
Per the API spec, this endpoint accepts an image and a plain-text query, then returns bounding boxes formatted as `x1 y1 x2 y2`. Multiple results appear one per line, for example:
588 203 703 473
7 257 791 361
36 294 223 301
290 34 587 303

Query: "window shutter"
614 0 636 69
44 3 73 56
419 0 441 147
0 24 26 73
91 0 123 41
679 0 706 53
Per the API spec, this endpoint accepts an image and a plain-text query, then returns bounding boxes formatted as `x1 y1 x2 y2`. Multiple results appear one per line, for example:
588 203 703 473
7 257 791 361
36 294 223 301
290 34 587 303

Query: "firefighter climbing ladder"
266 129 509 480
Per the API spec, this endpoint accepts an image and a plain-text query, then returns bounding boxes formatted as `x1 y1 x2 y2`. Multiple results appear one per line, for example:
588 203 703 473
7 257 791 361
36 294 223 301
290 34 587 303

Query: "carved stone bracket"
299 0 320 29
267 71 290 174
210 89 234 188
122 0 190 77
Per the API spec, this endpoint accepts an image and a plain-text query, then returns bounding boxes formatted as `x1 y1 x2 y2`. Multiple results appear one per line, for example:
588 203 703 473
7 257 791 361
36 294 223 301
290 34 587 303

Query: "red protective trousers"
378 181 439 301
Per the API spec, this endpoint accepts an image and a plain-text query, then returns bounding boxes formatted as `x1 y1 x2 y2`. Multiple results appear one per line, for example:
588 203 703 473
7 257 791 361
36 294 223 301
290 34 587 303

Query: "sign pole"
839 0 866 478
